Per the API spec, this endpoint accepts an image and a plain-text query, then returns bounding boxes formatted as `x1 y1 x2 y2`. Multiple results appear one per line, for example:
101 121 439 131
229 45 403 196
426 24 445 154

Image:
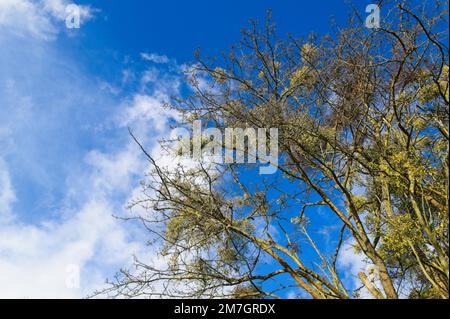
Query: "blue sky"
0 0 371 298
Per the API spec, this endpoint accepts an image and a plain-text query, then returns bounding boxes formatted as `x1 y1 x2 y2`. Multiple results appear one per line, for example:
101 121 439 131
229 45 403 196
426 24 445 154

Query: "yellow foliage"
382 214 421 259
417 64 449 103
301 43 319 63
290 66 314 87
214 67 228 84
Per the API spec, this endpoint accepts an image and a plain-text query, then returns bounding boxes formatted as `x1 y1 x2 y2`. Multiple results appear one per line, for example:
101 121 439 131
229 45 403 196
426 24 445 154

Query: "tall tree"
99 0 448 299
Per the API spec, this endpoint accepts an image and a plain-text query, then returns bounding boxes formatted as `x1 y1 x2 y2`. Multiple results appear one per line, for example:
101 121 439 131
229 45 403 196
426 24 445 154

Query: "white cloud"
0 1 213 296
120 94 179 132
338 240 366 278
0 87 181 298
0 0 93 40
42 0 92 22
337 239 380 299
0 7 185 296
0 200 142 298
0 158 16 223
141 52 170 64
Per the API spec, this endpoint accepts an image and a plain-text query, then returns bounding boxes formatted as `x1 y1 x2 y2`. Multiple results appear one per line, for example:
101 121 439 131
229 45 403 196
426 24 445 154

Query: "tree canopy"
99 0 449 299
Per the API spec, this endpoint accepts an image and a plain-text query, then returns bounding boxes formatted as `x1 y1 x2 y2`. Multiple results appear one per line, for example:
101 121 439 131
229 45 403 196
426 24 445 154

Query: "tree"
98 1 449 299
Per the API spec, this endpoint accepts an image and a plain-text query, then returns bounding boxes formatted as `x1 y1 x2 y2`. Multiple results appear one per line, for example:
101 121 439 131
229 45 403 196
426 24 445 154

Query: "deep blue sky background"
63 0 364 83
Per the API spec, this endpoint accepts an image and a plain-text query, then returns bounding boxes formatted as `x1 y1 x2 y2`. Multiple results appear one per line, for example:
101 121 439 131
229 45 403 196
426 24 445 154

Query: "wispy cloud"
0 158 16 223
140 52 170 64
0 72 181 297
0 0 93 40
0 1 184 298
